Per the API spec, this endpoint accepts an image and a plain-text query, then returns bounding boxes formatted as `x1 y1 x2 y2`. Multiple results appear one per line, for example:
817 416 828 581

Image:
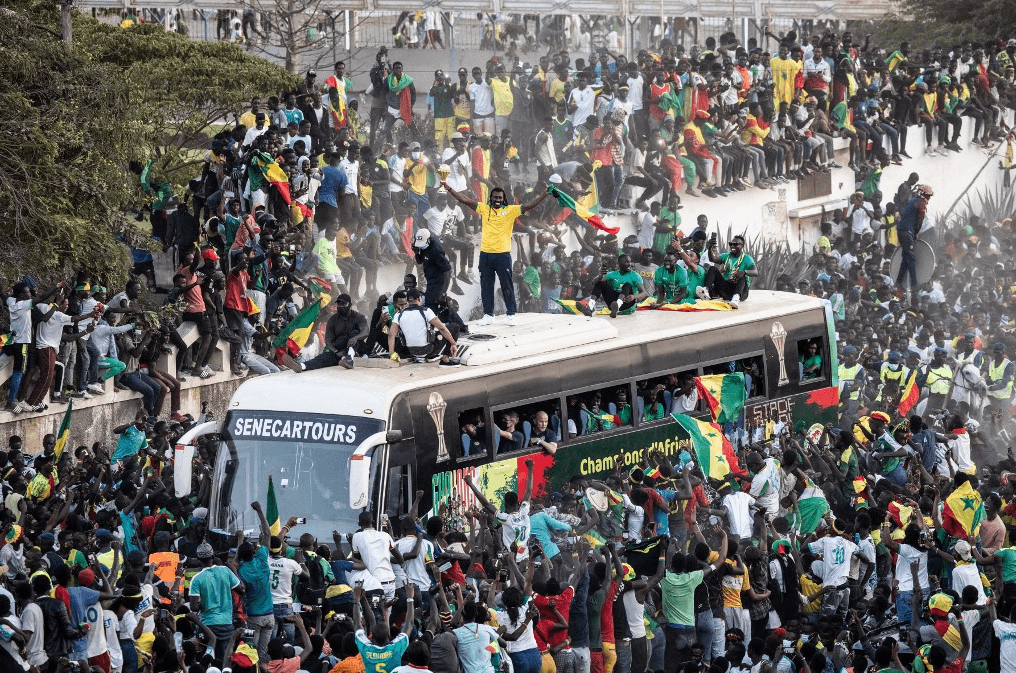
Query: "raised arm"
464 473 497 514
443 184 479 211
251 501 271 548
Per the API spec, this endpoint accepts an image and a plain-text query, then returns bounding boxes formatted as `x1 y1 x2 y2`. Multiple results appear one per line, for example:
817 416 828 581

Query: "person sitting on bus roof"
653 252 688 306
364 291 409 356
527 410 559 455
704 234 758 307
581 253 648 318
387 288 459 366
283 293 368 372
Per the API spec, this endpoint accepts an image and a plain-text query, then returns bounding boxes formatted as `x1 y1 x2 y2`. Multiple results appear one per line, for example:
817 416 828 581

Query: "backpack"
297 552 327 606
397 305 437 347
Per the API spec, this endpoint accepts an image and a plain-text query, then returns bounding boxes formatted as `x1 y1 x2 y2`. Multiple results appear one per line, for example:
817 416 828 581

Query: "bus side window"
565 385 634 437
492 398 563 456
458 407 489 460
797 337 825 382
638 369 698 419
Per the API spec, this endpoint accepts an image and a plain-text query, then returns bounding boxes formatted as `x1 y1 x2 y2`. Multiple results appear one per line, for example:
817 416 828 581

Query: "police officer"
877 350 906 409
986 342 1014 425
838 345 865 416
922 346 953 414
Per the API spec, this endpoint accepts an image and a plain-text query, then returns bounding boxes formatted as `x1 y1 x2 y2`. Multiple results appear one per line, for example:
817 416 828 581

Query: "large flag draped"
547 181 619 235
553 298 735 315
898 368 921 417
266 475 281 536
695 373 747 424
271 295 330 352
942 481 985 538
249 152 313 219
53 401 73 460
796 482 830 534
670 413 742 479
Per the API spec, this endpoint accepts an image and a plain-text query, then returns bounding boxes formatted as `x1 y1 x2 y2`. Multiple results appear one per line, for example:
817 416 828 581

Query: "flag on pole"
695 373 747 424
271 295 329 351
887 500 914 528
898 368 921 417
266 475 281 536
942 481 985 538
547 182 619 235
670 413 742 479
53 401 73 460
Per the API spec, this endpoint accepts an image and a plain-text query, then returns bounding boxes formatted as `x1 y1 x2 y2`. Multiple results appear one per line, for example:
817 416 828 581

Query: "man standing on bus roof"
704 234 757 307
442 181 550 327
464 458 535 561
283 293 368 372
412 229 452 310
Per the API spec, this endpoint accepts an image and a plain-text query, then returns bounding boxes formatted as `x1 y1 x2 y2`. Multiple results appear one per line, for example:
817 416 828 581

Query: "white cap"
414 229 431 245
548 173 563 184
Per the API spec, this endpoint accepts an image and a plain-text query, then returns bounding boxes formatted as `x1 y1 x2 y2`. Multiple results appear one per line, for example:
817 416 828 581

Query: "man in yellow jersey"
443 182 548 326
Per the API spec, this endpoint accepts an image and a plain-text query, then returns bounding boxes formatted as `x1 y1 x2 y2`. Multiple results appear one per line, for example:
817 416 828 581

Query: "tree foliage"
0 0 298 289
872 0 1016 49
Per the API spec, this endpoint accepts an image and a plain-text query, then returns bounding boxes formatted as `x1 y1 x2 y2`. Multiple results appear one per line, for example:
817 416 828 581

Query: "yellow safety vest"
838 363 862 400
880 363 905 385
925 364 952 395
989 359 1013 400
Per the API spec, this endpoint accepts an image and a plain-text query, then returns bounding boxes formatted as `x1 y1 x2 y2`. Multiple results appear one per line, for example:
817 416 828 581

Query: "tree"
873 0 1016 48
0 0 298 289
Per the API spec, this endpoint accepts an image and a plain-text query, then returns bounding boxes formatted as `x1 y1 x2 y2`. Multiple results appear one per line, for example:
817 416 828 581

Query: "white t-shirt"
626 499 645 542
348 568 383 592
626 75 645 110
395 535 435 592
424 205 465 238
950 432 974 473
20 601 46 667
6 297 33 344
440 148 472 191
82 595 108 657
268 555 303 604
807 536 857 587
672 389 698 413
722 492 754 539
104 610 124 669
388 155 408 192
996 619 1016 673
952 562 986 605
623 588 647 637
35 310 73 350
243 125 268 148
895 543 929 592
749 458 781 517
498 501 532 561
352 528 397 583
393 306 436 349
119 609 138 642
568 86 596 125
469 81 494 116
0 613 28 671
339 158 359 195
496 597 539 653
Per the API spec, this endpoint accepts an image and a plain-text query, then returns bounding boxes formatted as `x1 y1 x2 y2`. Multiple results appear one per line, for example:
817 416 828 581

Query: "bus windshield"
211 411 384 544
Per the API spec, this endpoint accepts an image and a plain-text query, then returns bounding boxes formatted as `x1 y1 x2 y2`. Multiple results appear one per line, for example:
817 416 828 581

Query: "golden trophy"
428 392 450 462
770 322 789 386
437 164 451 188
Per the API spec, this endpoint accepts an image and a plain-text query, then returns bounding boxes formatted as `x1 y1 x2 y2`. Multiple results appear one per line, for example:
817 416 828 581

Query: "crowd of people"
5 23 1016 673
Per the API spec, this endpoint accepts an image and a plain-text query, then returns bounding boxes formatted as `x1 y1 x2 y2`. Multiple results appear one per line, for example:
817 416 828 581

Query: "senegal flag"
271 295 329 351
249 152 313 219
898 368 920 417
670 413 742 479
942 481 985 538
547 183 619 235
266 474 281 536
0 331 12 347
53 401 73 460
795 482 830 534
695 373 747 424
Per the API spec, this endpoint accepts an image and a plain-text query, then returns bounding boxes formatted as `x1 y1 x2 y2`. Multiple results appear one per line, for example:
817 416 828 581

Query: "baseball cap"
191 507 209 525
995 342 1006 352
842 345 858 355
39 532 56 544
953 539 972 561
414 229 431 246
409 141 422 150
450 132 465 140
95 528 112 541
934 346 948 355
78 568 96 586
202 248 220 262
196 542 215 559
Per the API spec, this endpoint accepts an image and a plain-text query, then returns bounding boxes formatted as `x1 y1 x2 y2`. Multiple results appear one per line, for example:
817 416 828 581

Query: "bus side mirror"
349 430 400 510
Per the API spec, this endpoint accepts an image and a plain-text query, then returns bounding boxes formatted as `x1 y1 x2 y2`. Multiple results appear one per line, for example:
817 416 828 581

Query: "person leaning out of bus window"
704 234 758 307
527 410 558 455
461 410 488 457
387 288 459 366
800 341 823 380
283 293 368 372
497 411 526 453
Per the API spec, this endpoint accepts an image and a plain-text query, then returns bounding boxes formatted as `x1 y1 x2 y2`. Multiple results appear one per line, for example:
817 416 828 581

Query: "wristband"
406 599 415 603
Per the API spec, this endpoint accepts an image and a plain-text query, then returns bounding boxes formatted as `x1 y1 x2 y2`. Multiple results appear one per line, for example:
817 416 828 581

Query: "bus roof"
228 291 827 417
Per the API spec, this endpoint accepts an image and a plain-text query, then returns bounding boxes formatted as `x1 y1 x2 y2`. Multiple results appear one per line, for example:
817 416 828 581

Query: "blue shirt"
112 425 148 464
355 630 408 673
237 546 274 616
453 624 498 673
319 165 348 207
529 511 572 559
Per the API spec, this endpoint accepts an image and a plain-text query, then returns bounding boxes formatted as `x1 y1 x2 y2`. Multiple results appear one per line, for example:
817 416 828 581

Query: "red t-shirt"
534 587 574 648
599 580 619 644
177 265 206 314
225 268 250 312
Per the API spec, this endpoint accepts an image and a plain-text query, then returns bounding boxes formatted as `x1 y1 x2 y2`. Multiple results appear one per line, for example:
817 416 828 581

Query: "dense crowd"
6 24 1016 673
